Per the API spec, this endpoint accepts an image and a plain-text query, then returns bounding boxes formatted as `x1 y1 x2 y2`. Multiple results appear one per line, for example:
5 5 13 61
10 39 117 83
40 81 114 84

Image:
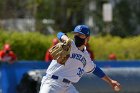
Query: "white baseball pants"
39 76 79 93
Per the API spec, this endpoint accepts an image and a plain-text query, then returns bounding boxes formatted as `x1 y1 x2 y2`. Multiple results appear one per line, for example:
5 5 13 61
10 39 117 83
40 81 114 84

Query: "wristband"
57 32 65 41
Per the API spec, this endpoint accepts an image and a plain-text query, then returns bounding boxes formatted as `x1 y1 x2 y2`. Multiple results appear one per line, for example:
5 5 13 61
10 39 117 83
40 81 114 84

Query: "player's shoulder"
84 47 91 57
84 47 89 53
71 40 77 47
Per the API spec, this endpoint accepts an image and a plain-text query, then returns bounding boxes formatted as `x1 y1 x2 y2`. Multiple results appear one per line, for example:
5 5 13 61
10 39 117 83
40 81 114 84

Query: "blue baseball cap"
73 25 90 36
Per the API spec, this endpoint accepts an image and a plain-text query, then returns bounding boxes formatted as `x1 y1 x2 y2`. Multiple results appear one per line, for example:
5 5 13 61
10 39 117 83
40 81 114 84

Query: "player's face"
74 33 90 46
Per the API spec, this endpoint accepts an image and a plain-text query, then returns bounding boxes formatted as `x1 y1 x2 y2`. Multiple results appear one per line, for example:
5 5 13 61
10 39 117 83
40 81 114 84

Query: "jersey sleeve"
84 53 96 73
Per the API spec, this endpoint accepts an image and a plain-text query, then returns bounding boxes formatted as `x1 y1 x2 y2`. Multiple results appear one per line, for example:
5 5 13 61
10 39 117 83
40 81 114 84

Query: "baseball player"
39 25 121 93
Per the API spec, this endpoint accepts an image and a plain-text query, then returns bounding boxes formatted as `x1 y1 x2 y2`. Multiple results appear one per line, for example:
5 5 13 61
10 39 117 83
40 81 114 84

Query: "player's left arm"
57 32 69 43
92 66 121 92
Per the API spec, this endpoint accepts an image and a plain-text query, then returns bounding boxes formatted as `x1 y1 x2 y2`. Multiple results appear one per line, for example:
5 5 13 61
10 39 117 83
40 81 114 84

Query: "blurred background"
0 0 140 36
0 0 140 93
0 0 140 37
0 0 140 60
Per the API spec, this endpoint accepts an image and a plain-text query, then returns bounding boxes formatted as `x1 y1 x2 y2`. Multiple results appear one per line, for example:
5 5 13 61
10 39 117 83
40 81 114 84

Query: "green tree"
111 0 134 37
95 0 140 37
36 0 87 32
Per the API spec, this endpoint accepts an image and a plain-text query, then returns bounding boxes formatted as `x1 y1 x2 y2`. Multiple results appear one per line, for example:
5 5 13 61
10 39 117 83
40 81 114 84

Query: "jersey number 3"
77 67 84 77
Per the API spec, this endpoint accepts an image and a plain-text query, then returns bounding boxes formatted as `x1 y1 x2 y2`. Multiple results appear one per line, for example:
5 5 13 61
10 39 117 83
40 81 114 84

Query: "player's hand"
110 79 121 92
102 75 121 92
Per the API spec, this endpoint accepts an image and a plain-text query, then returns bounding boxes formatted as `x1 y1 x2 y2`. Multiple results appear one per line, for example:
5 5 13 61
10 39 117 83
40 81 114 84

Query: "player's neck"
78 45 85 51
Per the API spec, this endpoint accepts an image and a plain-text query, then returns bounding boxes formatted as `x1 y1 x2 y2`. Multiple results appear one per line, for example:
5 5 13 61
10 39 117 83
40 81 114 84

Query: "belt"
51 75 71 84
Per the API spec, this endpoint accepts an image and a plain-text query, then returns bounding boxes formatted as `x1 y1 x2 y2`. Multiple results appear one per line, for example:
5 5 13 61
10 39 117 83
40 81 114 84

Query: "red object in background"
0 44 17 64
45 47 53 62
87 49 94 60
52 38 59 45
45 38 59 62
4 44 11 51
108 53 117 60
86 43 95 60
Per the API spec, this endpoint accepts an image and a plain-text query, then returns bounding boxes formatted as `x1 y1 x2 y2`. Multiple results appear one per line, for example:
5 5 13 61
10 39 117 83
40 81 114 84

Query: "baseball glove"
49 38 72 65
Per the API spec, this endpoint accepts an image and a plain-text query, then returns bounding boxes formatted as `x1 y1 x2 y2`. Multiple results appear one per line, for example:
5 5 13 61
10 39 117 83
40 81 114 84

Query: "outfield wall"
0 61 140 93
